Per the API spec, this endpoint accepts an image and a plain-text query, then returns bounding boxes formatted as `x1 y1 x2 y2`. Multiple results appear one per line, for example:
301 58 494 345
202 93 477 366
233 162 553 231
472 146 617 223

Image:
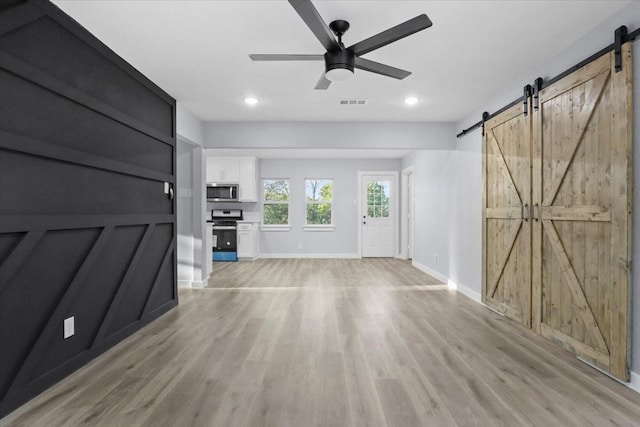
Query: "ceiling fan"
249 0 433 90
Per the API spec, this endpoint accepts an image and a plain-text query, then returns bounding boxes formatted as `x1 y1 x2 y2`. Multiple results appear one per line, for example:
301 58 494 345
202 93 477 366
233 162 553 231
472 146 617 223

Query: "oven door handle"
212 226 237 230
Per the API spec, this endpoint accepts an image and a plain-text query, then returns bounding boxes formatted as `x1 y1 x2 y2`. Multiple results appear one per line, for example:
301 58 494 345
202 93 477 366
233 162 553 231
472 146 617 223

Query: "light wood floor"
4 259 640 426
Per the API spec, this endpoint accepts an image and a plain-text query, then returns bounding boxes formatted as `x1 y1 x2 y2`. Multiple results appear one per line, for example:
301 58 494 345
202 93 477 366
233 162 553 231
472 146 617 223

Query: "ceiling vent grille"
339 99 367 105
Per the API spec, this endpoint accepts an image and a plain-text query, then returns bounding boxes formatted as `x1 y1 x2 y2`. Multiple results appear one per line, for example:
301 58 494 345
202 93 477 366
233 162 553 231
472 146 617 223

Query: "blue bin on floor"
213 251 237 262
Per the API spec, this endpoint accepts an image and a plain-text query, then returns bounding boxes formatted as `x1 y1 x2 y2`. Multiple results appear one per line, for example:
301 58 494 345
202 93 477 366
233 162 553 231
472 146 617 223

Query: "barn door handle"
163 182 174 200
522 204 529 221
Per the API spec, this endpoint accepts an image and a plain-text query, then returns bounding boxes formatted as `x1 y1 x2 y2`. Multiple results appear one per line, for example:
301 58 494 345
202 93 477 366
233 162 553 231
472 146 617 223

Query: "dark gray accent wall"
0 0 177 417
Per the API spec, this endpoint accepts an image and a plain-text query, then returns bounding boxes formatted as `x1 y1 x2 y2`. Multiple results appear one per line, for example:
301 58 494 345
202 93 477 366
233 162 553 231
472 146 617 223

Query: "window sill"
303 226 335 232
260 225 291 232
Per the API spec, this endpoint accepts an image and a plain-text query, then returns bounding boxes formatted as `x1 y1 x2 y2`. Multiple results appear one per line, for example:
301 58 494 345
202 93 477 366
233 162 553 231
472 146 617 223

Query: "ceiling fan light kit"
250 0 432 90
324 49 355 82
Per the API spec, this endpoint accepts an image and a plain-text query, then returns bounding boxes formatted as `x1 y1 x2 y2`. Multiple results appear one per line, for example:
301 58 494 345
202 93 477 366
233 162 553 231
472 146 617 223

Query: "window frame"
261 178 290 229
304 178 334 228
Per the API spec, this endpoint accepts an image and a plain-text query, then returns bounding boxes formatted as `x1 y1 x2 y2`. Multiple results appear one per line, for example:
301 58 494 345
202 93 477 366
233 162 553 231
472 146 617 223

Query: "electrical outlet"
64 316 75 339
298 243 303 250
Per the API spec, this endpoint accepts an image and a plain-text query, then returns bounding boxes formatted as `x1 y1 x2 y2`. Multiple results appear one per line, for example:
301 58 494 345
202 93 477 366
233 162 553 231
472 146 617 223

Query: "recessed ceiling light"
244 97 258 106
404 97 419 106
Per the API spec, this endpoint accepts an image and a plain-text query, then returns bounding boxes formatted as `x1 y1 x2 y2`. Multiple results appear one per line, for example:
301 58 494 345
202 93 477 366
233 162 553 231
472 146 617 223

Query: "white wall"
176 140 194 283
258 158 401 257
401 150 453 278
204 121 454 150
176 102 207 287
177 102 204 146
447 2 640 382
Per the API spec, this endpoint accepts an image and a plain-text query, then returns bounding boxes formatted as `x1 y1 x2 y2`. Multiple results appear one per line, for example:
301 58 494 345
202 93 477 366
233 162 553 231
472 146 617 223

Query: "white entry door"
360 174 396 257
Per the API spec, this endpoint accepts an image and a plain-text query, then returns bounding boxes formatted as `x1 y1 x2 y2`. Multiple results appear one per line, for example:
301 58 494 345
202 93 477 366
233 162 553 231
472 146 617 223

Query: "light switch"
64 316 75 339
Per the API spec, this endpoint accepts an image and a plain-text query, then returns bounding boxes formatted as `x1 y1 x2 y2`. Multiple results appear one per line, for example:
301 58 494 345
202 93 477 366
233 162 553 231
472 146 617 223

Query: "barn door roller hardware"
480 111 490 136
614 26 628 72
456 24 639 139
532 78 543 111
522 85 532 116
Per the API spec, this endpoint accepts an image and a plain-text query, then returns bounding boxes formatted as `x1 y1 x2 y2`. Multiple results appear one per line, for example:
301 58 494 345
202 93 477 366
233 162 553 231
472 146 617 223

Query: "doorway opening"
401 166 414 260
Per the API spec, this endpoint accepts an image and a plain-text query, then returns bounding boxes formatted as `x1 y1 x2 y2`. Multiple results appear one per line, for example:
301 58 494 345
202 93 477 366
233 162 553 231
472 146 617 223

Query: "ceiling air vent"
339 99 368 105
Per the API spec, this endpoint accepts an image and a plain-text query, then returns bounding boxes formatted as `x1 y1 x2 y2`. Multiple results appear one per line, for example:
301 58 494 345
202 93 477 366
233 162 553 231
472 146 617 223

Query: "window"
262 179 289 225
367 180 390 218
306 179 332 225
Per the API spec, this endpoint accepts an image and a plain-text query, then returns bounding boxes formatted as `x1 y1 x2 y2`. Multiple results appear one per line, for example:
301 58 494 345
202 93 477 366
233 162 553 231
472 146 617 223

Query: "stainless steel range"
211 209 243 262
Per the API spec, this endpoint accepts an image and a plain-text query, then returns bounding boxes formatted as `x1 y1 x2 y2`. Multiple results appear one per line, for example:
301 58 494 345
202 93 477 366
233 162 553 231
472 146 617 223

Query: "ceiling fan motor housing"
324 49 355 74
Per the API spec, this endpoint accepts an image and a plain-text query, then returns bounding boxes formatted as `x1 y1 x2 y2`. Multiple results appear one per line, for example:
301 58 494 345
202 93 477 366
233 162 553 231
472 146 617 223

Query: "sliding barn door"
482 104 531 326
532 46 632 380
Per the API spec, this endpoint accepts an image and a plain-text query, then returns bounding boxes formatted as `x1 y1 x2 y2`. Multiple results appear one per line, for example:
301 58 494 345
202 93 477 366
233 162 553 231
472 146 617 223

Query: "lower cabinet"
237 222 259 261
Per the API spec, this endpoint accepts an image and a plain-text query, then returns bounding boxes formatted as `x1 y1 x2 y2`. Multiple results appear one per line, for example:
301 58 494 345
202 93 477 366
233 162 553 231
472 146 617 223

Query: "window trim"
305 178 333 226
303 225 335 232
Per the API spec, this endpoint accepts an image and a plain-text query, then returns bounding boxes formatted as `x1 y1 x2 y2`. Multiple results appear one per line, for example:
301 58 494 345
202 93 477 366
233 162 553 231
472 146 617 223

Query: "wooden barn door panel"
483 104 531 326
532 45 632 380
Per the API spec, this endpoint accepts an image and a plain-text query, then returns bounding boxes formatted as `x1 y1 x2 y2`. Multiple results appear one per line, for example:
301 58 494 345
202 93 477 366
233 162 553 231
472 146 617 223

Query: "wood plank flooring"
3 259 640 426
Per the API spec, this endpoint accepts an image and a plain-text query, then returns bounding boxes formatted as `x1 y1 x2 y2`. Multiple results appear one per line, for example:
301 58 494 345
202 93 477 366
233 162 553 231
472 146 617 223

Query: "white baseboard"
178 280 206 288
457 283 482 302
177 280 192 288
411 260 449 283
629 371 640 394
259 253 360 259
411 261 482 302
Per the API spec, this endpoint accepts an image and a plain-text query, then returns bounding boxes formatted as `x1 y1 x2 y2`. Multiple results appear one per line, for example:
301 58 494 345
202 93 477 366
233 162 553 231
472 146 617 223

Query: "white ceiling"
53 0 629 123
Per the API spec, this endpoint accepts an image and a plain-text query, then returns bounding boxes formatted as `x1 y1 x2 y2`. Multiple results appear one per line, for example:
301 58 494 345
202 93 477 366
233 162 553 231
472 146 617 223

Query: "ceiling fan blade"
354 57 411 80
250 54 324 61
314 73 331 90
288 0 340 52
348 14 432 56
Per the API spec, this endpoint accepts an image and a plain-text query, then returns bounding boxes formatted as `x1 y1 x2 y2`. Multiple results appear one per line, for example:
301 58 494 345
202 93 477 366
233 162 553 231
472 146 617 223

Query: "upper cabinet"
206 155 258 202
238 157 258 202
206 156 240 183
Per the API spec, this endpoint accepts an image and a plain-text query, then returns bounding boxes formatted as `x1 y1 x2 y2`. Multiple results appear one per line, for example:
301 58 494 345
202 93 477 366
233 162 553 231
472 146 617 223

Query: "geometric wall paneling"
0 0 177 417
0 16 173 136
483 43 632 381
0 232 25 265
0 227 101 400
0 67 173 176
104 223 174 337
0 150 172 216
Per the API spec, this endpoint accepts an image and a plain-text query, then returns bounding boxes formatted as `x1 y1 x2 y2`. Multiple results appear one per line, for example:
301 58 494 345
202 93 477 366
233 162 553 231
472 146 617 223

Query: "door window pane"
367 180 390 218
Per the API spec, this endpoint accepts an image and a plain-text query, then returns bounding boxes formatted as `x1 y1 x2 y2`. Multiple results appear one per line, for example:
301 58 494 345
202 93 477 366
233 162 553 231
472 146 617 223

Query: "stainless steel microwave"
206 183 239 202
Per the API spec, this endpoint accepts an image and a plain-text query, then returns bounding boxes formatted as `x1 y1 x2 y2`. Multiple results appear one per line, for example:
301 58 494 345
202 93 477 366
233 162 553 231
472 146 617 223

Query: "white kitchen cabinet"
237 222 259 260
206 156 240 183
205 223 213 277
238 157 258 202
206 155 257 202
